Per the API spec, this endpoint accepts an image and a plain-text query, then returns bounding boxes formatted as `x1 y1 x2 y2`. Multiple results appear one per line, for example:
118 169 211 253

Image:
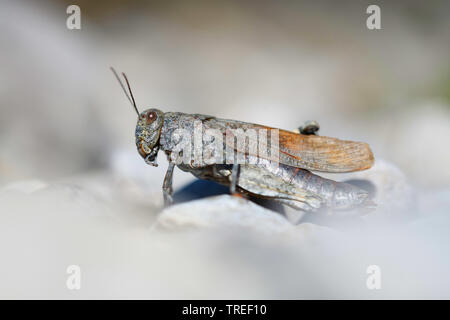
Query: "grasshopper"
112 68 375 212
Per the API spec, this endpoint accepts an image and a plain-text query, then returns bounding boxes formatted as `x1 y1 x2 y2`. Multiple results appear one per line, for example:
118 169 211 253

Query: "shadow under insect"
173 179 286 215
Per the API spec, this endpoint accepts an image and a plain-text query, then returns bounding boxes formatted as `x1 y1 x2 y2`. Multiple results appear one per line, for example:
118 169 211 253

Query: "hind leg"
236 164 324 212
229 164 247 198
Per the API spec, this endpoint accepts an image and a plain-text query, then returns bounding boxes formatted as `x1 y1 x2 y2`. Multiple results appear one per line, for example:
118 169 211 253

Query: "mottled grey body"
159 111 270 165
156 112 370 212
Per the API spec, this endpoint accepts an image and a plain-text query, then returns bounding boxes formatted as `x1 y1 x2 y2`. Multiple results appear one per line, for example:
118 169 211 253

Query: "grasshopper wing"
201 116 374 173
274 128 374 172
219 123 374 173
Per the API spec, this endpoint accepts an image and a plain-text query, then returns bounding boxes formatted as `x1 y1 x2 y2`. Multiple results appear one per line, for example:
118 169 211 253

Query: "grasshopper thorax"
135 108 164 166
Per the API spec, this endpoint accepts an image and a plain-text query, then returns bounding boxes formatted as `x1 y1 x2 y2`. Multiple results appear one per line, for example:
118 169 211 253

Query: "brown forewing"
221 121 374 173
275 128 374 172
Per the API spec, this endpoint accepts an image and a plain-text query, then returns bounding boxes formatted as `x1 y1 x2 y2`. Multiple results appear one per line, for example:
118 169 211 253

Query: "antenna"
110 67 140 116
121 72 139 116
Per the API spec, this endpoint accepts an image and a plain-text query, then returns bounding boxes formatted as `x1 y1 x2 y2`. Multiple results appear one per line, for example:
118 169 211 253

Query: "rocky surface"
154 195 292 233
343 158 416 220
1 160 449 299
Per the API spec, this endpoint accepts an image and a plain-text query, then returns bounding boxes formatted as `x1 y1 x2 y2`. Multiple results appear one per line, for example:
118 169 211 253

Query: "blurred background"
0 0 449 299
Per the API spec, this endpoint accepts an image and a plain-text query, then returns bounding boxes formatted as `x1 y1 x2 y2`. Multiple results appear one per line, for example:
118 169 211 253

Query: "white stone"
344 158 415 218
154 195 293 233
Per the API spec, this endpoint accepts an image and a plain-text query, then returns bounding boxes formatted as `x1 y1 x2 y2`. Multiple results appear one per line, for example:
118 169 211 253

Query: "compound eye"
146 111 157 124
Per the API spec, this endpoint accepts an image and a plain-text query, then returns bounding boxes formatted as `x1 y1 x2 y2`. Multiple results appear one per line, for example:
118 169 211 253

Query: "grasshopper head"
135 108 164 166
110 68 165 167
